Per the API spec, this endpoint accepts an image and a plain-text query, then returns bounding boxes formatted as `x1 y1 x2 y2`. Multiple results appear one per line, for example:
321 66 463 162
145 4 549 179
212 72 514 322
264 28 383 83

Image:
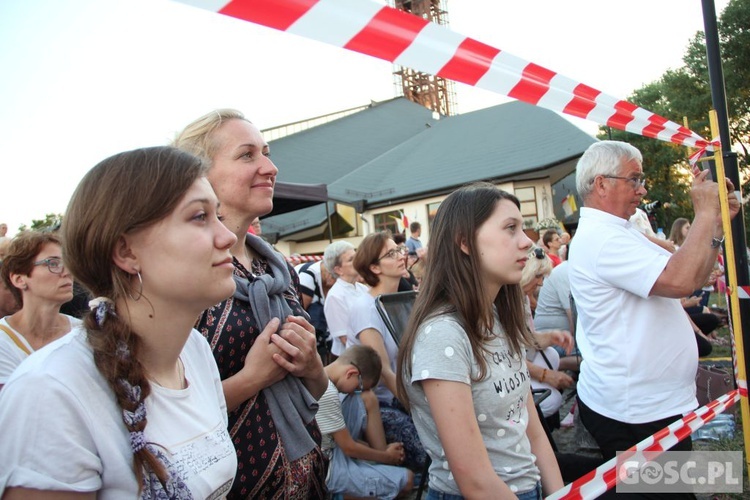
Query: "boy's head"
335 345 382 394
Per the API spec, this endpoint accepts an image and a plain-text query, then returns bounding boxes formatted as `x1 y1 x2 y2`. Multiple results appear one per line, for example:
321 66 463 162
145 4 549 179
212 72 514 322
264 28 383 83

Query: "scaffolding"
391 0 457 116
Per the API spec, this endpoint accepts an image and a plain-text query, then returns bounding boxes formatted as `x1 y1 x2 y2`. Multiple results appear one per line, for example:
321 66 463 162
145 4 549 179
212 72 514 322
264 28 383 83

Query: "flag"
561 194 577 218
389 212 407 233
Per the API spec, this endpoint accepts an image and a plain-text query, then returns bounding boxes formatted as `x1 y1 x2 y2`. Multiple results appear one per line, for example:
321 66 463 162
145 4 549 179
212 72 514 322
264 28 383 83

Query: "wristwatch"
711 235 725 248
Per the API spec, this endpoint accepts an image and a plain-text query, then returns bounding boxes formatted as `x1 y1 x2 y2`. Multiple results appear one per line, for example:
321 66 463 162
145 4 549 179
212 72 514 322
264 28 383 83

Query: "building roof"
263 97 595 238
269 97 439 186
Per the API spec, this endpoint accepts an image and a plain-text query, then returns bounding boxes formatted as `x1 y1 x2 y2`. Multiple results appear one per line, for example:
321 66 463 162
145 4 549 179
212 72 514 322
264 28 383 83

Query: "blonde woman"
173 110 328 498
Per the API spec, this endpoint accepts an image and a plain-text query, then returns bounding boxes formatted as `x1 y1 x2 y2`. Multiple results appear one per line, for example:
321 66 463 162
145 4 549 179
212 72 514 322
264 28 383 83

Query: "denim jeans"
426 482 541 500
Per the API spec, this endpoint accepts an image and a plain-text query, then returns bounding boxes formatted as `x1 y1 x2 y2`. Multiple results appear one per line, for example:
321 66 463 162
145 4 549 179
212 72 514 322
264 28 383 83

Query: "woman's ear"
459 238 470 255
369 262 382 277
9 273 27 291
112 235 138 274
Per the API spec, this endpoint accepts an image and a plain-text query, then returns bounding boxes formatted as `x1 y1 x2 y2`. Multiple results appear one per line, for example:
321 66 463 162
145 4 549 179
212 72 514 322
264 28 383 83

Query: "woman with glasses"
349 232 427 472
397 184 562 500
0 231 80 389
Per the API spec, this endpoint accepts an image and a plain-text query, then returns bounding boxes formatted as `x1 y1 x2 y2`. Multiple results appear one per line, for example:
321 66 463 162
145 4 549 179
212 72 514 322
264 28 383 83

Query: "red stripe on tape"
219 0 318 30
345 7 428 62
568 468 599 498
606 100 638 130
602 467 618 490
641 114 668 139
563 84 601 118
437 38 500 85
674 424 693 442
508 63 556 104
652 427 671 443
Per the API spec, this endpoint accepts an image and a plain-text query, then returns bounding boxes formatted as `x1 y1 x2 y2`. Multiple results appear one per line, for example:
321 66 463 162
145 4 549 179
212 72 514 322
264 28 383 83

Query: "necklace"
151 358 186 390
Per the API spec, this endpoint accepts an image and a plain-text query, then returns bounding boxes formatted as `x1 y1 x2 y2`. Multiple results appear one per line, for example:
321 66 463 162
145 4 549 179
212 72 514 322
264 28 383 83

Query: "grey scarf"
232 234 319 462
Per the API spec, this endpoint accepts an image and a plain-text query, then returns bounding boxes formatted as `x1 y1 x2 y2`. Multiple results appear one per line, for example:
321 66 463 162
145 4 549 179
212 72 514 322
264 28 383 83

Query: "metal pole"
701 0 750 475
325 202 334 243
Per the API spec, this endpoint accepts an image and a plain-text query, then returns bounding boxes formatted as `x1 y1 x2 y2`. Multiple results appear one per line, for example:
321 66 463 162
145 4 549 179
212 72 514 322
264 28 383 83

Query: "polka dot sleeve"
410 316 473 386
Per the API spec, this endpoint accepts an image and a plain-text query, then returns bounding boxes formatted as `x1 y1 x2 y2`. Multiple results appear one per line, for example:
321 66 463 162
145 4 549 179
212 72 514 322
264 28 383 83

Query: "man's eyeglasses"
376 246 408 263
350 361 365 394
33 257 64 275
602 175 647 189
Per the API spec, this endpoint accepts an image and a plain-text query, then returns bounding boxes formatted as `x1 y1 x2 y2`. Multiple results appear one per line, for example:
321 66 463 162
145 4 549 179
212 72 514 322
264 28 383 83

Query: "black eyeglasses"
532 247 545 259
350 361 365 394
602 175 646 189
33 257 64 274
376 246 408 263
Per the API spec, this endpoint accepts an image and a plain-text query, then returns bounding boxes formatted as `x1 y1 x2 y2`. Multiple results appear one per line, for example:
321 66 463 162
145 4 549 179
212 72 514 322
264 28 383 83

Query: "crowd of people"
0 128 739 500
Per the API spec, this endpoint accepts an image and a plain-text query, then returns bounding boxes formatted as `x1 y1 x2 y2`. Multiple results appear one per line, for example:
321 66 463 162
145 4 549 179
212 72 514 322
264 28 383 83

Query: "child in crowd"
397 183 563 500
318 345 413 499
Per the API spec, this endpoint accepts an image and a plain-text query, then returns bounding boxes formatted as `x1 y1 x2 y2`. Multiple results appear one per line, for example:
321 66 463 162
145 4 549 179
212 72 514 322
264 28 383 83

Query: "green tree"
18 213 63 233
598 0 750 231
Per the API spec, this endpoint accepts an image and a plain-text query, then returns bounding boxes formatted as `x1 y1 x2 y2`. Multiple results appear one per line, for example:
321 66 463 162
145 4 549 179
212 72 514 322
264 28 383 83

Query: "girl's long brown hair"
396 183 534 409
62 146 207 490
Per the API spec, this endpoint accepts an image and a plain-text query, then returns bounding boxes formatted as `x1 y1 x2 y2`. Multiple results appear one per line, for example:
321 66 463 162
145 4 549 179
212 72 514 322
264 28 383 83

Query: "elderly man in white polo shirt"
569 141 739 469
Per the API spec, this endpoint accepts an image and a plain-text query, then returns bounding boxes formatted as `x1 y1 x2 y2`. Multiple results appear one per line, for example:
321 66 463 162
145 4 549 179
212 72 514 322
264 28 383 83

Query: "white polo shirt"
569 207 698 424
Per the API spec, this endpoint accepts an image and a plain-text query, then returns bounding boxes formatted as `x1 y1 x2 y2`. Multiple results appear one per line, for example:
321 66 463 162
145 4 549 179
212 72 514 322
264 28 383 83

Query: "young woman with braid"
0 146 239 498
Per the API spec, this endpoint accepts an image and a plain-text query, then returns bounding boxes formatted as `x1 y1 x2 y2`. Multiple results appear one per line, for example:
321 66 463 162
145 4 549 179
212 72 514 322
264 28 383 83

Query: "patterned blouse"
196 257 327 499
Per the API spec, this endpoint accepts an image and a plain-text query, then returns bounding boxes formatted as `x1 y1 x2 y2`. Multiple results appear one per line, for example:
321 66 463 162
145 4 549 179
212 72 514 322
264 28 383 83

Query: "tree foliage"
18 213 63 233
598 0 750 231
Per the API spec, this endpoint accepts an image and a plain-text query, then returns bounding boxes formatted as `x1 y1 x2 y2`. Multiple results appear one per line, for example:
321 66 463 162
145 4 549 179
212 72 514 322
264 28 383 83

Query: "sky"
0 0 730 235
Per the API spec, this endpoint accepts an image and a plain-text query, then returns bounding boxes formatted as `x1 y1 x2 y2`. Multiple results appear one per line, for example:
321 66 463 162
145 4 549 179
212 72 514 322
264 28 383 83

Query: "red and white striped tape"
286 254 323 264
175 0 713 149
547 389 740 500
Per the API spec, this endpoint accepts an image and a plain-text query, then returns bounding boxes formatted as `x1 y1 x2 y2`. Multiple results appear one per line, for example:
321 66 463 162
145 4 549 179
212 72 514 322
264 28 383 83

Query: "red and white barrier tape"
547 390 740 500
286 254 323 264
174 0 712 149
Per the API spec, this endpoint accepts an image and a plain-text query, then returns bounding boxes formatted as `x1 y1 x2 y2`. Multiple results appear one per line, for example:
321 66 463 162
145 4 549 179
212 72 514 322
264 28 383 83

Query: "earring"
128 271 143 302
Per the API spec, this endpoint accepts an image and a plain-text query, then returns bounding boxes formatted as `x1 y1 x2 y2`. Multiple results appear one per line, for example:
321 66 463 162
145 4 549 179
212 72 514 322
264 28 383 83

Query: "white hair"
576 141 643 200
323 241 356 279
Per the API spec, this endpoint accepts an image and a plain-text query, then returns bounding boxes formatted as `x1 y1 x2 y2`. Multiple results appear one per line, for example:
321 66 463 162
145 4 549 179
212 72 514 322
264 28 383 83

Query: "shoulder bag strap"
0 324 32 356
299 262 323 300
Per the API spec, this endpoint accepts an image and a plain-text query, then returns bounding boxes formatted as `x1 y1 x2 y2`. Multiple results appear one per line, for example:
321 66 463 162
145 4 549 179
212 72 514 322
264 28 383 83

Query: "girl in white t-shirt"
397 183 563 499
0 146 239 498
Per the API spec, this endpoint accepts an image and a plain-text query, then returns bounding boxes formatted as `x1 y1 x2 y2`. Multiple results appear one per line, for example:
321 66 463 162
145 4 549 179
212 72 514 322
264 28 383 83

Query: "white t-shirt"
348 293 399 404
406 312 539 496
532 262 571 332
0 326 236 498
0 315 81 385
324 279 370 356
569 207 698 424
